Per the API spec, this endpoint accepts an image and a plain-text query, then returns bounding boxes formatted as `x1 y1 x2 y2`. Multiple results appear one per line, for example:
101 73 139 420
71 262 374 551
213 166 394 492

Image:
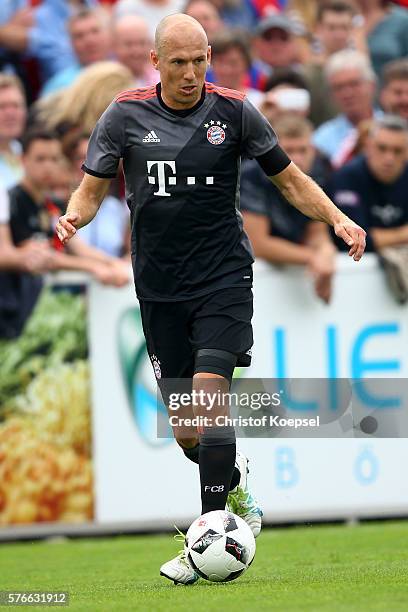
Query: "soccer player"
56 14 366 585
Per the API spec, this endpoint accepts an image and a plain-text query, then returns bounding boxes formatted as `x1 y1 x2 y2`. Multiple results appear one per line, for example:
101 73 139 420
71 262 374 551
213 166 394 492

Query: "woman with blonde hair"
34 61 134 136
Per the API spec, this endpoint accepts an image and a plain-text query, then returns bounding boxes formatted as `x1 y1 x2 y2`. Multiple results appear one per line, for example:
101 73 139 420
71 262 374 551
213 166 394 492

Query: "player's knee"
194 348 237 383
176 437 199 450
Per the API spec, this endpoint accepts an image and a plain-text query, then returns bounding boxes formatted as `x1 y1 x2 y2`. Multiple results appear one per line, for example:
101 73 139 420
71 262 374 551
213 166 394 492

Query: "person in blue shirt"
41 5 111 97
0 0 99 84
313 49 381 166
328 114 408 252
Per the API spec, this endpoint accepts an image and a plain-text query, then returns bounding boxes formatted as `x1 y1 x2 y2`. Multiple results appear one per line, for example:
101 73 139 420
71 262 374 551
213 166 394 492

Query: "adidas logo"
143 130 160 143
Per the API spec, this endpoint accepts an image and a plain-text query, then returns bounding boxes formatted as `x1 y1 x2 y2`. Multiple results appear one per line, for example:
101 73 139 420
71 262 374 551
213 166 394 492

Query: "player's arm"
57 98 125 245
56 173 111 245
269 162 366 261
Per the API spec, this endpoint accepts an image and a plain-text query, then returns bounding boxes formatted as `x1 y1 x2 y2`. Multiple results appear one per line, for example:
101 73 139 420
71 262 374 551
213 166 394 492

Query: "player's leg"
192 365 237 515
191 287 263 537
139 300 201 585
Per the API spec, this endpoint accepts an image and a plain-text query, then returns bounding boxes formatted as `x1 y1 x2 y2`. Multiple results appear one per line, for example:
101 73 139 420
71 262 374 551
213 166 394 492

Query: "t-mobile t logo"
147 160 214 196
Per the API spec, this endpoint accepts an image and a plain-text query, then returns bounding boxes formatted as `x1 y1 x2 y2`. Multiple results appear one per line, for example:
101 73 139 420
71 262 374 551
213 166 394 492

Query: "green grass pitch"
2 521 408 611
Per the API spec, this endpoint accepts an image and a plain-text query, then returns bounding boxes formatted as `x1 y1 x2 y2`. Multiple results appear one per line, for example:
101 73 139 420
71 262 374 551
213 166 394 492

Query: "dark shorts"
139 286 253 381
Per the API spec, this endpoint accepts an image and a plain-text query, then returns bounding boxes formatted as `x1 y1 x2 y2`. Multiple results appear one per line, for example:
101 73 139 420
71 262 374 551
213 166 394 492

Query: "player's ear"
150 49 159 70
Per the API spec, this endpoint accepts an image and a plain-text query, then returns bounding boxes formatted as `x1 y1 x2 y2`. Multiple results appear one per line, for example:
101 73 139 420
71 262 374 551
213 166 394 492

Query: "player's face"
23 140 62 191
365 128 408 184
0 86 26 142
151 29 210 109
380 79 408 121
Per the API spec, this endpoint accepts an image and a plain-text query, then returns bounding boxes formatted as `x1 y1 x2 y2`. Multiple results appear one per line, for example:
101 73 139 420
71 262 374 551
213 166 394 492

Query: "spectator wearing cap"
259 70 311 126
328 115 408 253
241 114 335 304
380 59 408 122
41 7 112 97
313 49 381 166
0 74 27 190
184 0 225 42
253 14 302 80
208 30 263 107
112 15 157 87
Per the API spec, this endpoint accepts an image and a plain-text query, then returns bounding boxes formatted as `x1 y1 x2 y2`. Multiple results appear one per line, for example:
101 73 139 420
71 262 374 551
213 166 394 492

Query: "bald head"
155 14 208 57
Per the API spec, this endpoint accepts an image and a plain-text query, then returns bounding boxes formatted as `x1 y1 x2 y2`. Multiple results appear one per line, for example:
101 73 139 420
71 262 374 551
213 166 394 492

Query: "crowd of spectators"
1 0 408 337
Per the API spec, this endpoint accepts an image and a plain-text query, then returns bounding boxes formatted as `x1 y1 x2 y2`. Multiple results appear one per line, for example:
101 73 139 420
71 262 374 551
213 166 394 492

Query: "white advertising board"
89 255 408 525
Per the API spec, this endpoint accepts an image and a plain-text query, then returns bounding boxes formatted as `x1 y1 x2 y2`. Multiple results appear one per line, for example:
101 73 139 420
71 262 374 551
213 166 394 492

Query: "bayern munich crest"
204 120 227 145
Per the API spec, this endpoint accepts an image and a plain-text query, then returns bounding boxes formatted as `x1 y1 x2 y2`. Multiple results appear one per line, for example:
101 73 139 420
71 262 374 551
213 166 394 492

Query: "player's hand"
334 219 366 261
56 212 80 245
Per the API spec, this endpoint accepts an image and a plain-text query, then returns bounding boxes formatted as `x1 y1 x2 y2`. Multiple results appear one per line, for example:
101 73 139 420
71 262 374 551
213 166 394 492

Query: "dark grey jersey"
83 82 287 301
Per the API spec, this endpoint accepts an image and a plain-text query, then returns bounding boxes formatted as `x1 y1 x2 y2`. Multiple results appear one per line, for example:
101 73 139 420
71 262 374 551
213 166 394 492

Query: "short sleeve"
0 186 10 224
83 102 125 179
241 97 278 159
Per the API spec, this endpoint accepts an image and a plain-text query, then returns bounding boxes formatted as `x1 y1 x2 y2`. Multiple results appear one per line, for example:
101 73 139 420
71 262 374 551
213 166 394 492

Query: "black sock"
199 442 236 514
183 442 241 490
